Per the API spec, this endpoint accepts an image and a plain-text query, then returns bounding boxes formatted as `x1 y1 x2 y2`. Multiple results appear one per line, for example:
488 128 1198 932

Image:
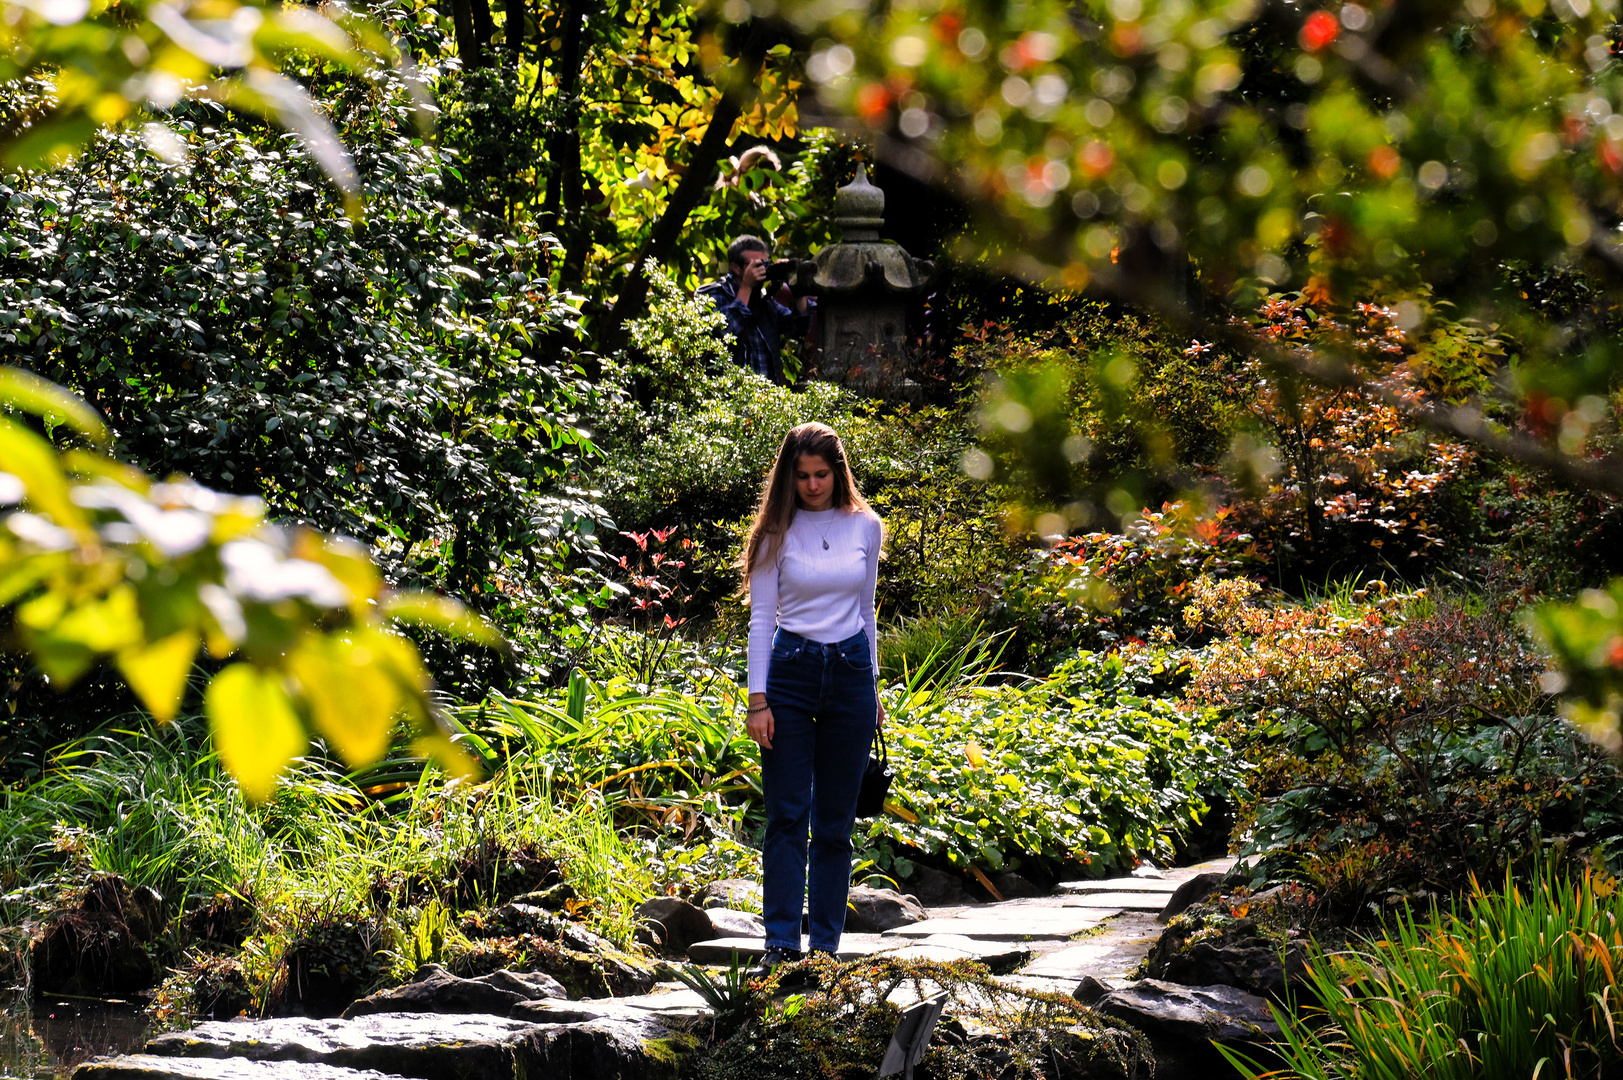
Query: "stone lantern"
790 165 935 397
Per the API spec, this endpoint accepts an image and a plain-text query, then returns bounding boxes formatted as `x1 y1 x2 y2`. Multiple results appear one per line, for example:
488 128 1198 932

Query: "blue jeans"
761 627 878 953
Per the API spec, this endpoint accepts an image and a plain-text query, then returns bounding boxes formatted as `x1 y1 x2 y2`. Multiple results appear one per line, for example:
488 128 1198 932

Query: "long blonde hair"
738 422 877 592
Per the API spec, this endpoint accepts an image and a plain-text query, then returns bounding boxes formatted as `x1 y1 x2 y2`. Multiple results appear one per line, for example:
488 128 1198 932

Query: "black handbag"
854 727 894 818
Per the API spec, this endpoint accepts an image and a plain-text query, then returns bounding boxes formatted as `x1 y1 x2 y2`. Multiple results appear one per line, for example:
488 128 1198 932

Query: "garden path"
688 856 1236 992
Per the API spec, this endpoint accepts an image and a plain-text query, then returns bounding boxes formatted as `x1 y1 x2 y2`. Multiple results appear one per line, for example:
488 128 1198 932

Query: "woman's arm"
747 550 779 748
862 513 886 728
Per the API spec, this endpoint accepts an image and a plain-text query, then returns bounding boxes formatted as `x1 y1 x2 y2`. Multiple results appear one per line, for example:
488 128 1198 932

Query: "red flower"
1300 11 1339 53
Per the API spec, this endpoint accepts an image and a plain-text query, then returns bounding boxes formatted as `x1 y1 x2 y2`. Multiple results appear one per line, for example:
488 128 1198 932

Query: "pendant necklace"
809 513 834 550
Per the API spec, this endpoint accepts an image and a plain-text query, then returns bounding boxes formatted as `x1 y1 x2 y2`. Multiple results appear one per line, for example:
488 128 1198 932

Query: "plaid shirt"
698 274 812 385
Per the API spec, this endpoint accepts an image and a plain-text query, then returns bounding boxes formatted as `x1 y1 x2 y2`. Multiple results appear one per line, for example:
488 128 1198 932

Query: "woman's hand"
747 693 774 750
876 697 887 730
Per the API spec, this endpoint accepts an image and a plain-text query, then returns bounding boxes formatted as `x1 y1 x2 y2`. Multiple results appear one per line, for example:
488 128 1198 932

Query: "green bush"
867 648 1242 881
1229 868 1623 1079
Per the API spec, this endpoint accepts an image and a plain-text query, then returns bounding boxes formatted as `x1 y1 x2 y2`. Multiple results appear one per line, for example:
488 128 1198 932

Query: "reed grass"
1225 868 1623 1079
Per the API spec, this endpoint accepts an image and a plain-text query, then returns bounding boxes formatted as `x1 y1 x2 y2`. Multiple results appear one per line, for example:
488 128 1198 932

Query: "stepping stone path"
72 858 1235 1080
688 857 1234 987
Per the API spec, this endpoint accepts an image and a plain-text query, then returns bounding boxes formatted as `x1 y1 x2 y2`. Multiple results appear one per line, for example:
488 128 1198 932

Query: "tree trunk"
542 0 592 280
469 0 496 63
443 0 492 68
505 0 524 62
597 26 769 353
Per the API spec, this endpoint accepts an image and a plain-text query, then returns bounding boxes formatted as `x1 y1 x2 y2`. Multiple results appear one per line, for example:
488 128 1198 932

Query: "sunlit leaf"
384 591 508 649
117 629 200 723
0 417 86 531
0 367 111 448
207 662 306 801
288 632 400 767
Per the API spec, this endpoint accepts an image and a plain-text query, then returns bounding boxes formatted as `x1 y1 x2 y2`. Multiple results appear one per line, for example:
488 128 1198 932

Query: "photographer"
698 235 811 385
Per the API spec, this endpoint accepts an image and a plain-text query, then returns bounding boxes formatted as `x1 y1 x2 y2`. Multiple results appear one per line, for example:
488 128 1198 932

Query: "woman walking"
741 422 885 968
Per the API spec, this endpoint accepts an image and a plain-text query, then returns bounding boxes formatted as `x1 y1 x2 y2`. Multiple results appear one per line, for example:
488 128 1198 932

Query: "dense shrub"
988 503 1257 670
1186 579 1623 912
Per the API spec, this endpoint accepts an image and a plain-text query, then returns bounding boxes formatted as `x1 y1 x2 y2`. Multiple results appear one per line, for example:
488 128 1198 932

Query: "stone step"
882 910 1116 941
1056 892 1172 912
136 1009 681 1080
1055 877 1182 895
685 933 1031 973
75 1058 412 1080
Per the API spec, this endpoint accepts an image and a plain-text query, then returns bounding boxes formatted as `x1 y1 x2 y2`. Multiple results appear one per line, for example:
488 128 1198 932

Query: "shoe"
750 946 802 978
776 949 834 992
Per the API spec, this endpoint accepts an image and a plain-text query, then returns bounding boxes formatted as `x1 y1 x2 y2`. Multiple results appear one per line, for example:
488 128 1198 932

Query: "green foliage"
450 672 761 836
1227 868 1623 1079
1530 578 1623 757
0 0 396 199
0 717 657 1010
665 954 758 1038
869 647 1241 880
595 360 1019 616
0 90 603 597
969 302 1242 514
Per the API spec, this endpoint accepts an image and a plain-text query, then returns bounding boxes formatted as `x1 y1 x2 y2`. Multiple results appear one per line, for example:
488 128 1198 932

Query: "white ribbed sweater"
747 507 882 694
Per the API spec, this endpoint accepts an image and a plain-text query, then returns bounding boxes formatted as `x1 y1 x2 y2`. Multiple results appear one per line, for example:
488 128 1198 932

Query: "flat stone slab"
140 1010 680 1080
686 934 892 963
1057 892 1172 912
1056 877 1182 895
511 988 712 1026
75 1058 412 1080
883 912 1111 941
687 933 1028 972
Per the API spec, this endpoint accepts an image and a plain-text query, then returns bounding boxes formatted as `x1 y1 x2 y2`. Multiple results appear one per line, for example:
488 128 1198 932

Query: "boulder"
33 876 166 995
1145 914 1308 1000
695 880 761 912
843 887 926 933
904 865 972 907
704 908 764 939
988 873 1044 900
342 964 565 1018
511 883 577 910
140 1009 690 1080
1155 873 1223 924
1071 975 1113 1005
458 903 658 998
1095 979 1280 1075
633 898 717 956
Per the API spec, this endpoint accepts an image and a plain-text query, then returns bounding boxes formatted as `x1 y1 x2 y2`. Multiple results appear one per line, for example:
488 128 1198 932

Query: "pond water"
0 996 149 1079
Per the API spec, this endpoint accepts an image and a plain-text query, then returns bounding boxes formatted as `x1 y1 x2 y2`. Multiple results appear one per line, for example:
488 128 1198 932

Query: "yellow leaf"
0 416 86 531
965 740 986 769
881 799 918 822
288 633 400 767
383 591 508 649
411 730 479 780
207 663 305 802
117 630 200 723
0 368 111 449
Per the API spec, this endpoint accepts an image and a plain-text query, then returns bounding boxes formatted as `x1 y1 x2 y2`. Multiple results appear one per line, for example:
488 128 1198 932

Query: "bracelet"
747 704 769 714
